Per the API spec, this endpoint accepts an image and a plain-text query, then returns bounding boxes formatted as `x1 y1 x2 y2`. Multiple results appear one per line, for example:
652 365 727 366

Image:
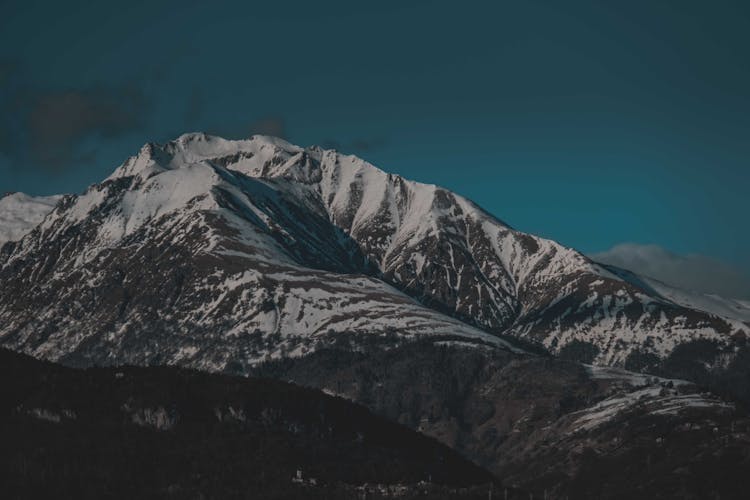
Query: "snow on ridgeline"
1 132 747 372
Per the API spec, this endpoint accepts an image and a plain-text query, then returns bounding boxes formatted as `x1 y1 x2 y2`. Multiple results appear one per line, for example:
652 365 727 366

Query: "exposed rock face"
0 133 746 372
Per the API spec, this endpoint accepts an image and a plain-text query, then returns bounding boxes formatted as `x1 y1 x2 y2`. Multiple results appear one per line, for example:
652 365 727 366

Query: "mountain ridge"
0 132 746 374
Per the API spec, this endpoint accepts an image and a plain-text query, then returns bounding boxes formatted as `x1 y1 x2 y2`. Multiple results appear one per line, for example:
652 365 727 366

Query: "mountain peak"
108 133 308 182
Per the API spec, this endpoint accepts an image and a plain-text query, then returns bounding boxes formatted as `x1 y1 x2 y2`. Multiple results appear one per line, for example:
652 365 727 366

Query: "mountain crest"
0 133 746 373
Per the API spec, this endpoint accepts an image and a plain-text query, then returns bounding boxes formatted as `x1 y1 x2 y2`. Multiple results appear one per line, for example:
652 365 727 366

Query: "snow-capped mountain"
0 133 746 372
0 192 63 248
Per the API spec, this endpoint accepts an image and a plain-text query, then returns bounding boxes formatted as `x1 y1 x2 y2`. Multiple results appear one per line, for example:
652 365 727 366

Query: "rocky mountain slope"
0 133 745 373
253 339 750 499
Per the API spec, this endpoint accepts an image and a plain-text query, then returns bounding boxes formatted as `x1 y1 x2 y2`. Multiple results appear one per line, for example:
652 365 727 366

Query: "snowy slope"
0 135 516 370
0 193 63 248
0 133 746 372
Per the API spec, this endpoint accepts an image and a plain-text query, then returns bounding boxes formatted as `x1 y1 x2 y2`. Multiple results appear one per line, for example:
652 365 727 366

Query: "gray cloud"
349 137 386 152
321 137 387 154
0 60 148 171
27 87 146 168
590 243 750 300
177 101 383 154
248 116 286 139
205 115 288 142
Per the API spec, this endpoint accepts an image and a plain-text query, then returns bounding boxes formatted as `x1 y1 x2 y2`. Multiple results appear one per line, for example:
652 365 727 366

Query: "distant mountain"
0 133 745 374
604 264 750 323
0 348 500 499
0 192 63 248
590 243 750 304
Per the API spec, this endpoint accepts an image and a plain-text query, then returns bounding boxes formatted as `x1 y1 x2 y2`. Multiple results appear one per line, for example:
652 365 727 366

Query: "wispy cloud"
202 115 288 141
321 137 387 154
0 60 149 171
248 116 286 139
27 87 146 168
590 243 750 300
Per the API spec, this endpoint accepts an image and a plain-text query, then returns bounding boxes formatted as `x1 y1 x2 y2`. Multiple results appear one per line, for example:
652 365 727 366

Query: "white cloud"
589 243 750 300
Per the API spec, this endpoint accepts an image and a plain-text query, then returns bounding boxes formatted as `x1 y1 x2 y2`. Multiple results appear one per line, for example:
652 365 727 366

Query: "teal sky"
1 0 748 272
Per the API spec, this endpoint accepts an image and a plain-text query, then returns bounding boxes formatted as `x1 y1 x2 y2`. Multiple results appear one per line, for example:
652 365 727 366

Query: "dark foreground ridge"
0 348 512 500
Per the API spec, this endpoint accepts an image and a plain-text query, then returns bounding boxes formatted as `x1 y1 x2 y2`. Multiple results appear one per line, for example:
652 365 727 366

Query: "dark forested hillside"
0 349 508 500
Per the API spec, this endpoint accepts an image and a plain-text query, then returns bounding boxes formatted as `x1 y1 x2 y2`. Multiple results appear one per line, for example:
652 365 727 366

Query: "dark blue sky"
1 0 748 273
